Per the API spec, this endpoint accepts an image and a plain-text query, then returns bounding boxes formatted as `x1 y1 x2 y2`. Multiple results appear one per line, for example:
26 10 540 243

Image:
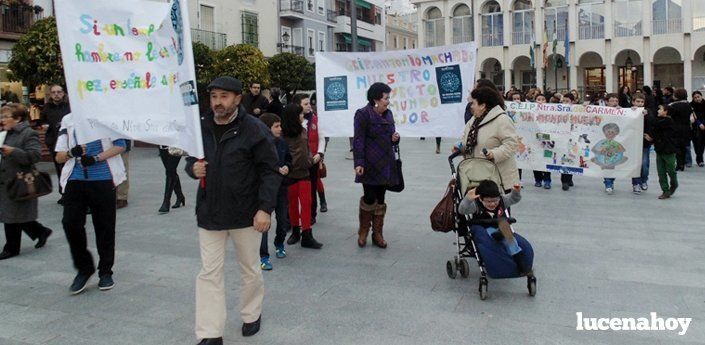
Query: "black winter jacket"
652 116 677 155
185 106 281 230
39 101 71 149
669 100 693 145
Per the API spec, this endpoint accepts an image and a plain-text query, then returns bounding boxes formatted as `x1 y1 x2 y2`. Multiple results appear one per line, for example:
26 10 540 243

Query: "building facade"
279 0 337 61
410 0 705 95
386 12 418 51
334 0 386 51
187 0 279 56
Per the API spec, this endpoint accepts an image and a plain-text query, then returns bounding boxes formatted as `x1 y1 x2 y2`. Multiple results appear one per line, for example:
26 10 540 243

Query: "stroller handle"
466 217 517 226
448 151 462 174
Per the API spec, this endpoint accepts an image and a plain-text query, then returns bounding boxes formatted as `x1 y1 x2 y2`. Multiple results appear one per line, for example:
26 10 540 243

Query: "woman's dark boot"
172 174 185 208
158 198 171 214
371 204 388 248
159 175 174 214
358 198 376 247
318 190 328 213
287 226 301 245
301 229 323 249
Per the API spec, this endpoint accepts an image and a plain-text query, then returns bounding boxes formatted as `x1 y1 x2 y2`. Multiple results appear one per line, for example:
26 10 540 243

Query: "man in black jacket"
185 76 281 345
40 84 71 198
241 82 269 117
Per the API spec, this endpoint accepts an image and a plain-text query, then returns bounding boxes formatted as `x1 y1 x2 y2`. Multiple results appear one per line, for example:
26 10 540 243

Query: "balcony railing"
614 21 642 37
452 35 472 44
1 3 44 35
512 31 532 45
545 25 566 41
482 33 503 47
280 44 305 55
652 18 682 35
694 17 705 32
191 28 227 51
327 9 337 22
579 24 604 40
693 76 705 91
280 0 304 13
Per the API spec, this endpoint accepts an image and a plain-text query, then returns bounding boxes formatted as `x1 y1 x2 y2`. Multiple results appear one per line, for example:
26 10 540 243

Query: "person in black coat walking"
690 91 705 167
651 104 679 199
39 84 71 199
668 89 693 171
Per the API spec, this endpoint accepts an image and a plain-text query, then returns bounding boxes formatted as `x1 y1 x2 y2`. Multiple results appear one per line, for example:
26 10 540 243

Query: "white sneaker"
605 187 614 195
632 185 641 195
640 183 648 191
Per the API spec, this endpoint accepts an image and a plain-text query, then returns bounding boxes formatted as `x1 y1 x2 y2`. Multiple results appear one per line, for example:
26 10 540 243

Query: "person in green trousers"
650 104 679 199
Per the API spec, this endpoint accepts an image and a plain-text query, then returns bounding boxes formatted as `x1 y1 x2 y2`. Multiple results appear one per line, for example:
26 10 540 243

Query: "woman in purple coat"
353 82 400 249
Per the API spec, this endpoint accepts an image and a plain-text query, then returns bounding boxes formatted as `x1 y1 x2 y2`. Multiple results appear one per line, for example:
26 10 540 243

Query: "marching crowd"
0 72 701 344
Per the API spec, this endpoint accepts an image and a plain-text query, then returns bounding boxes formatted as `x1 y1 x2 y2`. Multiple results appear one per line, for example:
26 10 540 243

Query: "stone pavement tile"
0 338 33 345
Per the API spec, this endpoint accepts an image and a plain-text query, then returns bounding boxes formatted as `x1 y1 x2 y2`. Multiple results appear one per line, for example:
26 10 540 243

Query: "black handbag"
7 166 53 201
386 145 404 193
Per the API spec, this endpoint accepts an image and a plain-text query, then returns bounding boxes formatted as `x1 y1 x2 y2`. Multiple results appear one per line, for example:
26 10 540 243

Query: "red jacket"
304 112 324 155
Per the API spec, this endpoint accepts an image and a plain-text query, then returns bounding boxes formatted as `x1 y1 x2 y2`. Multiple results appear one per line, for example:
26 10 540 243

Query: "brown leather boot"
371 203 388 248
358 198 376 247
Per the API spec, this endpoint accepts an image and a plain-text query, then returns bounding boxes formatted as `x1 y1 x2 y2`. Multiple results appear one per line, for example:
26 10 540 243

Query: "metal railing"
614 21 642 37
0 3 43 35
327 9 337 22
280 0 304 13
693 76 705 91
452 35 472 44
482 32 503 47
579 24 604 40
545 25 566 41
191 28 227 51
281 45 305 55
652 18 682 35
512 31 532 45
694 17 705 32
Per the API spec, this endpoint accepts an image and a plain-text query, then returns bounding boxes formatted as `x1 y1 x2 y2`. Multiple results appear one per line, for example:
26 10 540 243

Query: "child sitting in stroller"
458 180 532 276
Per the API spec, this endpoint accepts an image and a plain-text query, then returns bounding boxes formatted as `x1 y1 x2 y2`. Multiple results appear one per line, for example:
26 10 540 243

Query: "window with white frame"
452 4 473 44
578 0 604 40
241 11 258 47
652 0 682 35
318 31 326 51
481 1 503 47
424 7 445 47
512 0 533 45
694 3 705 32
317 0 324 15
544 0 568 41
307 29 315 56
613 0 642 37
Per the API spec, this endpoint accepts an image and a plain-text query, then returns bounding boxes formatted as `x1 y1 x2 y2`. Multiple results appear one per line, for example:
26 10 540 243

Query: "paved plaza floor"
1 138 704 345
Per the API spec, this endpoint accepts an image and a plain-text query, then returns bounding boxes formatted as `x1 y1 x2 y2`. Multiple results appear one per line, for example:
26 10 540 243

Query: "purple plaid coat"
353 104 400 186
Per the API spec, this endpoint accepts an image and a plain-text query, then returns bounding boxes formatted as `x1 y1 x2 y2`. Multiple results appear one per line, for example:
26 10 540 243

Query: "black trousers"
561 174 573 184
533 171 551 183
3 221 46 254
62 180 117 277
261 186 289 257
362 184 387 205
676 145 687 169
49 147 65 194
158 148 184 201
310 163 319 221
694 130 705 164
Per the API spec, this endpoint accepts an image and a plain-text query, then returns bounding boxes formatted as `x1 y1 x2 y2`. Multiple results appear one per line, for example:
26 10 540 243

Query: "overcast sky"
386 0 416 14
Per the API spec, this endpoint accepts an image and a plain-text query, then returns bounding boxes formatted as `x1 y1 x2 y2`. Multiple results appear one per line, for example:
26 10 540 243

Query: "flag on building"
551 32 558 71
530 33 536 68
542 31 549 68
564 20 570 67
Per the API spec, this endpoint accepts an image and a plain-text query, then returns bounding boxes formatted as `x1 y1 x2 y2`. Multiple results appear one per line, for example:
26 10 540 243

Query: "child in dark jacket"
650 105 678 199
258 113 293 269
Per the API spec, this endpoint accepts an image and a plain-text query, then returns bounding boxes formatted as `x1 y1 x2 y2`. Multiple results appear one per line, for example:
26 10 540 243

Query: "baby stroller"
445 151 537 300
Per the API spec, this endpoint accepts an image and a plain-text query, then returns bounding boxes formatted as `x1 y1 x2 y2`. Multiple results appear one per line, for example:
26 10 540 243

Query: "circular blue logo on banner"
326 82 346 101
440 72 461 93
170 0 184 65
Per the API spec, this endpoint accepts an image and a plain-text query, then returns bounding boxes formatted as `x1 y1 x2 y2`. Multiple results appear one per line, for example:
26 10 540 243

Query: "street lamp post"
277 32 291 52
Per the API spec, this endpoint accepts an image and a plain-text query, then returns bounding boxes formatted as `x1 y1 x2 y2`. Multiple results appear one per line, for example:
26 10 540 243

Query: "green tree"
268 53 315 102
192 41 214 112
210 44 270 88
8 17 64 87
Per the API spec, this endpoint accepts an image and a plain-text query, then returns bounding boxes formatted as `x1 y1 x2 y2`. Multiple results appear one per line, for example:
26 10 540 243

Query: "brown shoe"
116 200 128 209
371 203 388 248
358 198 376 247
657 192 671 200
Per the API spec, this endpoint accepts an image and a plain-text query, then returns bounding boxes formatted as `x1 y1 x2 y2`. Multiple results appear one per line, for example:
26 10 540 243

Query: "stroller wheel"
458 259 470 278
446 260 457 279
479 277 488 300
527 276 537 297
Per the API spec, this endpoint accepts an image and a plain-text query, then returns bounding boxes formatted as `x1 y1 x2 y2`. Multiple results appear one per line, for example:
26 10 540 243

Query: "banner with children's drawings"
506 102 644 179
315 43 477 137
55 0 204 158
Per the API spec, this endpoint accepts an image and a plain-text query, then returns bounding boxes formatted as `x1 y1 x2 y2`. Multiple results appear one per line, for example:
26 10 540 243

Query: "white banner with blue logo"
55 0 204 158
315 43 477 137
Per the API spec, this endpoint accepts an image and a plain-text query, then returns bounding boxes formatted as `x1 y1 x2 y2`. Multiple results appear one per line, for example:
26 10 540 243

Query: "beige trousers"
195 227 264 339
116 152 129 201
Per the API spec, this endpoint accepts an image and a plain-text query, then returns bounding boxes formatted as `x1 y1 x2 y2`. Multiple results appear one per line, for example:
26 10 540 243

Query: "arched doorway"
512 56 534 92
693 45 705 92
614 49 643 92
481 58 504 90
653 47 683 89
578 52 605 97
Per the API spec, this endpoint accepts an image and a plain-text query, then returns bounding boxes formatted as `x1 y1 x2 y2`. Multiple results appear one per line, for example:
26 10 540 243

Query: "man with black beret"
185 76 281 344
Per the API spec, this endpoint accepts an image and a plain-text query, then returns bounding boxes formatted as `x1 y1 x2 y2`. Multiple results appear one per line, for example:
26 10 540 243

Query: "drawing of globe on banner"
324 76 348 111
436 65 463 104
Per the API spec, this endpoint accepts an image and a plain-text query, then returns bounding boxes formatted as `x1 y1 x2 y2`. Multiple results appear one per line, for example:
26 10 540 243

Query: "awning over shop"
342 33 372 47
355 0 372 10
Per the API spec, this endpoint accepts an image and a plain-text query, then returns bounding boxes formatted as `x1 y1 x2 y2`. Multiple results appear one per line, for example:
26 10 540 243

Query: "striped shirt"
69 139 127 181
